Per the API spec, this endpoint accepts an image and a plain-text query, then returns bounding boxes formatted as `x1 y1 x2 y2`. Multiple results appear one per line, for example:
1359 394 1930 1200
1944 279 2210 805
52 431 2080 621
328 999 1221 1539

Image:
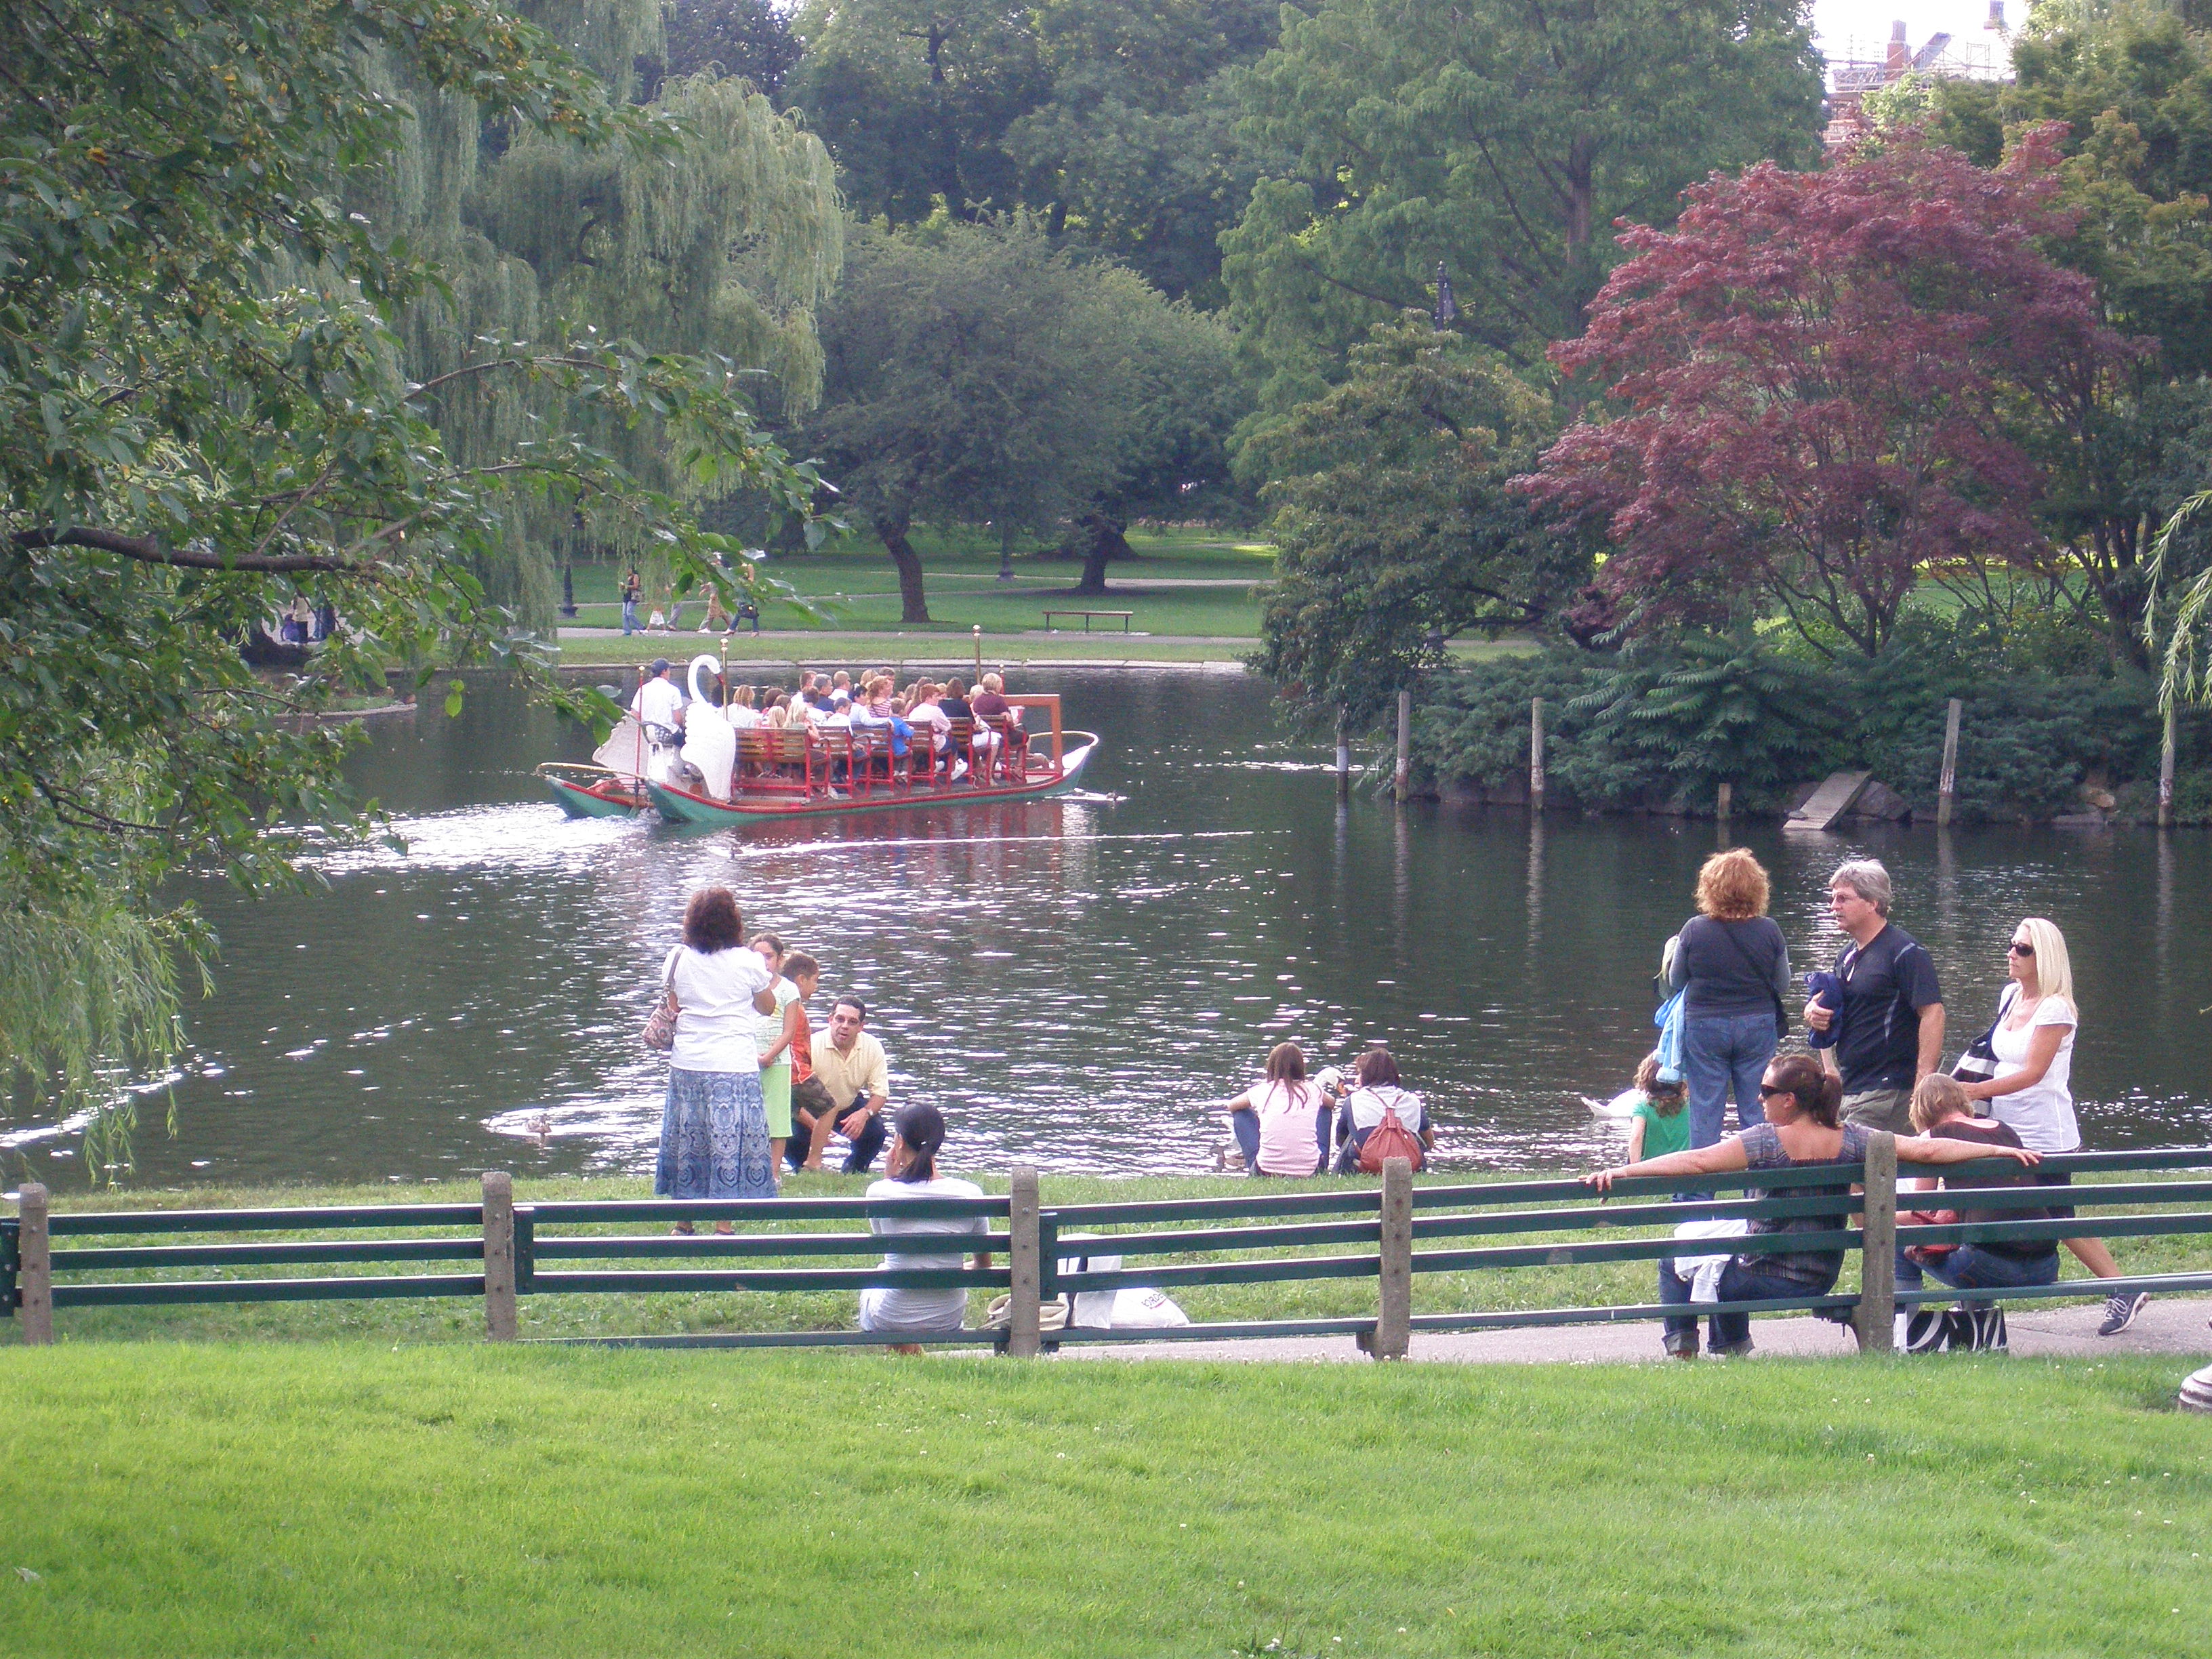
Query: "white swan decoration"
684 654 736 800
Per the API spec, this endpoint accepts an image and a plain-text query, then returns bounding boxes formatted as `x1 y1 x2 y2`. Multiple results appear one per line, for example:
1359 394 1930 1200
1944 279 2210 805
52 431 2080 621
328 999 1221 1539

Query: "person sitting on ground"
858 1104 991 1353
1587 1052 2039 1359
1225 1042 1328 1177
1625 1051 1690 1165
802 994 890 1172
1895 1072 2060 1353
1331 1047 1435 1172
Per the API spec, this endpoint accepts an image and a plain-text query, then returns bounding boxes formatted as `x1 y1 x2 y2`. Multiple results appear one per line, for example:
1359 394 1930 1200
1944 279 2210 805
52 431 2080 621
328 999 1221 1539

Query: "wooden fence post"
2159 701 2177 828
1853 1132 1896 1354
1374 1159 1413 1361
481 1171 516 1343
1937 699 1962 828
1529 698 1547 813
18 1183 51 1346
1393 691 1412 801
1007 1166 1042 1358
1715 781 1732 823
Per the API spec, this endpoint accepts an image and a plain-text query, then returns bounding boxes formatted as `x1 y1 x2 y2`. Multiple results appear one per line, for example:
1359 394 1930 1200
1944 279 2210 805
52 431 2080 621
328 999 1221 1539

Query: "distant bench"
1041 608 1133 633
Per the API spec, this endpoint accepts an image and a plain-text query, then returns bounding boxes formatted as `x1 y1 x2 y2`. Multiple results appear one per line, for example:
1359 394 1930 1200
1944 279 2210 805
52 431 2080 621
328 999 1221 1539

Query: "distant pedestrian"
1956 916 2142 1334
621 568 642 635
1668 848 1791 1147
655 888 780 1220
1801 859 1943 1133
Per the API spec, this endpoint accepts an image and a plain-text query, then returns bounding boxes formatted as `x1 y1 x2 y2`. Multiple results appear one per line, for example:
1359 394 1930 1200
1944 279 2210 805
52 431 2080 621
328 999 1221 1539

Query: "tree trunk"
878 512 931 623
1075 512 1132 596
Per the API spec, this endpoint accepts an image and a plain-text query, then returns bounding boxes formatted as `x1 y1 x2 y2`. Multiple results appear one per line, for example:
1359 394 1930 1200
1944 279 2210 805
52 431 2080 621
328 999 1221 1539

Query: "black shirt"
1671 916 1790 1019
1832 923 1942 1092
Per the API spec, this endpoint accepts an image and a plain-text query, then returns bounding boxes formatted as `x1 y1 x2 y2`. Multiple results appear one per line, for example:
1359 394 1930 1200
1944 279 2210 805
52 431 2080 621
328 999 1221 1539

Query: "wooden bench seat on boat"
734 726 816 796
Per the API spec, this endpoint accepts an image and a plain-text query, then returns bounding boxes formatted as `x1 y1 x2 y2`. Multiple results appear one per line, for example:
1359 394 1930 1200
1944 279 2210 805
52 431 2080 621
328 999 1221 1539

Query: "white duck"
682 654 736 800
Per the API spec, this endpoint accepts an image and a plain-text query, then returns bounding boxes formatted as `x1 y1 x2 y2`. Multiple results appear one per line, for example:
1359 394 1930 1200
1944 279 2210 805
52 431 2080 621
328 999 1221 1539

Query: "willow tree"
2 0 827 1175
365 2 844 621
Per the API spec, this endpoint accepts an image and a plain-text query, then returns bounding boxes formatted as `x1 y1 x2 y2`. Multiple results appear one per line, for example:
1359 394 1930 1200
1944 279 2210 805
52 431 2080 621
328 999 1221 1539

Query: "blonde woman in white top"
1959 916 2138 1334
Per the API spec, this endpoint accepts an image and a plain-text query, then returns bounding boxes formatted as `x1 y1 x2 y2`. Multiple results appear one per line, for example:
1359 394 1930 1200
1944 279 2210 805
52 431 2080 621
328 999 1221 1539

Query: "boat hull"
544 773 647 819
645 736 1099 827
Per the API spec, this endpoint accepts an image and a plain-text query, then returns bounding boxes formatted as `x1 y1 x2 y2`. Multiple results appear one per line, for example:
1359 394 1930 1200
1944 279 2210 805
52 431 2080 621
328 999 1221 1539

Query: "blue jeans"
1230 1106 1330 1176
1896 1244 2060 1300
1683 1010 1777 1148
621 598 638 634
1659 1254 1826 1353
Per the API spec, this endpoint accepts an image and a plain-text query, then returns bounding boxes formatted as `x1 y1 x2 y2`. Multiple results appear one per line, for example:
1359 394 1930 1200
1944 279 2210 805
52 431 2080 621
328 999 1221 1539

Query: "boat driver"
630 658 687 782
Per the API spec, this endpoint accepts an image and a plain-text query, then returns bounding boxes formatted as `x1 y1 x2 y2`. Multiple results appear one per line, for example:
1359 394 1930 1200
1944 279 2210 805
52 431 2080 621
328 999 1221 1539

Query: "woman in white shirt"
654 887 781 1219
1959 916 2139 1333
1330 1047 1434 1172
859 1105 991 1352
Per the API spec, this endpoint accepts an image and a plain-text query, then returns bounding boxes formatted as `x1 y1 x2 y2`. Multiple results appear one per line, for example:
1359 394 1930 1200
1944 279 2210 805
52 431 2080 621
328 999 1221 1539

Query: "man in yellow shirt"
804 996 890 1173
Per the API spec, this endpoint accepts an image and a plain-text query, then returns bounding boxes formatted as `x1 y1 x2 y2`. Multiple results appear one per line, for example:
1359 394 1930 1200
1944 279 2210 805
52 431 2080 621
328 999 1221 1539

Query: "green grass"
550 632 1256 669
561 525 1275 639
16 1172 2211 1349
1 1343 2207 1656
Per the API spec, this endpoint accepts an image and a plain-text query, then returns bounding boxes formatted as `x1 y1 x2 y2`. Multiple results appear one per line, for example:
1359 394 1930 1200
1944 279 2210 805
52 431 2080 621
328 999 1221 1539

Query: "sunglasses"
1758 1084 1792 1099
2008 941 2035 956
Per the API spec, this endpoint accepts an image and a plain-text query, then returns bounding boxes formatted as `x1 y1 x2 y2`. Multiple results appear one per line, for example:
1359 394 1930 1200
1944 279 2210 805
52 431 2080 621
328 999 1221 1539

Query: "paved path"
1054 1295 2212 1365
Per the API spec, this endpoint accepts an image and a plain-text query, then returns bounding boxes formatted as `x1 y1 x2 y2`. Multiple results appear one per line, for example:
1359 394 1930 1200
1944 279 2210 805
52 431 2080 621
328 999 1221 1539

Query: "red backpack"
1357 1093 1425 1174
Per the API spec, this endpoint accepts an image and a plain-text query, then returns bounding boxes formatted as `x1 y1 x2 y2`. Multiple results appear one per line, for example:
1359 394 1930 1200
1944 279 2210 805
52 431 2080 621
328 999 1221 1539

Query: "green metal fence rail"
8 1145 2212 1355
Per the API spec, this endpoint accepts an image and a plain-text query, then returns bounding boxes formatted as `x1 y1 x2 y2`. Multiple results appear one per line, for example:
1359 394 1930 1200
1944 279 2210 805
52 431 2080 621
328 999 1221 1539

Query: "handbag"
641 952 680 1052
1901 1208 1962 1263
1713 920 1790 1044
1357 1096 1426 1174
1950 987 2013 1082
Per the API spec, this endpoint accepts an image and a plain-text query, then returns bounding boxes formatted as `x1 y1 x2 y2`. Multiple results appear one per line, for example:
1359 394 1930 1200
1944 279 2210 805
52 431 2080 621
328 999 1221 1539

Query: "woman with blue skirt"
655 886 780 1215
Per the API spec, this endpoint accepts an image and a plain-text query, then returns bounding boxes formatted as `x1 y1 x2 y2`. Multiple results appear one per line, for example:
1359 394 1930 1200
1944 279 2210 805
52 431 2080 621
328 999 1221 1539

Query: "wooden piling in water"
2160 701 2177 828
1336 708 1351 798
1394 690 1411 801
1529 697 1546 813
1937 698 1962 827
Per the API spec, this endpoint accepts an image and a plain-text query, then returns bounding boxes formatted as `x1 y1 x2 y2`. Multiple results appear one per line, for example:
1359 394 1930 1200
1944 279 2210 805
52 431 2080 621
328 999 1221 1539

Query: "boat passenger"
1225 1043 1329 1177
726 684 760 729
859 1104 991 1354
830 670 853 708
909 682 951 758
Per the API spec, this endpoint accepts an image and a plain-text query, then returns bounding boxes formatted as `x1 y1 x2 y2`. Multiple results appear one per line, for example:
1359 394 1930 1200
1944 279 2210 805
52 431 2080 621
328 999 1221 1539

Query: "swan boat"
537 657 1100 827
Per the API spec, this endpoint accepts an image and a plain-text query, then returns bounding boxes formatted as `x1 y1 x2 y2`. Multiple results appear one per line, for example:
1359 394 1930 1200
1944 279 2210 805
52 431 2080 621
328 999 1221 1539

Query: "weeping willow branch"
2146 490 2212 713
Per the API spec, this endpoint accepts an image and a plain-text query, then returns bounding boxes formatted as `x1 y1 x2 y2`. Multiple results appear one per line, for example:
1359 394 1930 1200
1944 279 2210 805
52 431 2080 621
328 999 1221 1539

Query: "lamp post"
559 560 578 619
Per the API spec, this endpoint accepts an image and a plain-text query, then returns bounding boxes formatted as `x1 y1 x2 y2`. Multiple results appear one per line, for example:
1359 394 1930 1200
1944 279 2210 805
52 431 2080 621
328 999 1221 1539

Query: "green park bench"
1040 608 1134 632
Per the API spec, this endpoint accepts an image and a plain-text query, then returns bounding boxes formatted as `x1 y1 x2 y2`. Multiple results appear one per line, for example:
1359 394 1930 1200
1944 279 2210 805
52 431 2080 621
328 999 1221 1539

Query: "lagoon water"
9 669 2209 1187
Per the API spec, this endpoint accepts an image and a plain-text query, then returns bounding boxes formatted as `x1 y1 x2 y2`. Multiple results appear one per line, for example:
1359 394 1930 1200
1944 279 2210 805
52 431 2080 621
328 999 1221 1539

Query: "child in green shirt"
1626 1052 1690 1162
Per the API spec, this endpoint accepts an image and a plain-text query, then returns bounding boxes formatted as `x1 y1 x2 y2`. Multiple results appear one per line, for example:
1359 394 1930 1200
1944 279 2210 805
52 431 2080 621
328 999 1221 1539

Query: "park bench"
11 1146 2212 1356
1041 608 1133 633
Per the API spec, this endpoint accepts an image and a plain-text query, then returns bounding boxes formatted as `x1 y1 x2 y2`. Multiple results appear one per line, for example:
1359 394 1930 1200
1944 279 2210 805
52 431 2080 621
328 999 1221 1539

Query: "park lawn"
549 632 1255 669
0 1344 2207 1658
16 1172 2212 1349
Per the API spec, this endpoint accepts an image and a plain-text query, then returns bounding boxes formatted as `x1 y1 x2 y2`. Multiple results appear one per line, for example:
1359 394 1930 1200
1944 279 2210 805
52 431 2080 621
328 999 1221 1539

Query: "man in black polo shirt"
1802 858 1944 1132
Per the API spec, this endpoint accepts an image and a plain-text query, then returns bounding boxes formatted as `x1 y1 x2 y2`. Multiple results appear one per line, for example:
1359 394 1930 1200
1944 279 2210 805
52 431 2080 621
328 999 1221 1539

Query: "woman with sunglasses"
1959 917 2142 1334
1586 1052 2037 1358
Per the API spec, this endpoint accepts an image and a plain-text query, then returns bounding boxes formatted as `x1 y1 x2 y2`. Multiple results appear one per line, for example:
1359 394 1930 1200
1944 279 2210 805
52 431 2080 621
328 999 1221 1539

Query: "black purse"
1951 988 2011 1082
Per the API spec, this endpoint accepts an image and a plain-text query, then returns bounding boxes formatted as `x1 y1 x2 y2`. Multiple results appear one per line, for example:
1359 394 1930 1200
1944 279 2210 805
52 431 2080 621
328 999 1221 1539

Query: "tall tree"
1923 1 2212 659
1518 131 2139 658
1249 319 1571 721
785 0 1050 224
1221 0 1824 418
1005 0 1281 303
642 0 805 98
1 0 822 1166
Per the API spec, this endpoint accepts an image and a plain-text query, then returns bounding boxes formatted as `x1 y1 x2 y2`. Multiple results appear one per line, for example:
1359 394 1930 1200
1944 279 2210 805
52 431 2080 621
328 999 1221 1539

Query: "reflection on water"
6 671 2209 1185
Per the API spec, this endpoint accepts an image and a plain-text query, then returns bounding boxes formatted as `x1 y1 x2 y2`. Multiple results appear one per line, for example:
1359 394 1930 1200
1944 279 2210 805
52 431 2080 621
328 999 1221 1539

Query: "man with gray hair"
1803 859 1944 1132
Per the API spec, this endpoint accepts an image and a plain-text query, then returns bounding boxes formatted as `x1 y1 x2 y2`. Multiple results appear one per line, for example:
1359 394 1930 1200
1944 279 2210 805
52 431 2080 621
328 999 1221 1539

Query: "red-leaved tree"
1517 128 2140 656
